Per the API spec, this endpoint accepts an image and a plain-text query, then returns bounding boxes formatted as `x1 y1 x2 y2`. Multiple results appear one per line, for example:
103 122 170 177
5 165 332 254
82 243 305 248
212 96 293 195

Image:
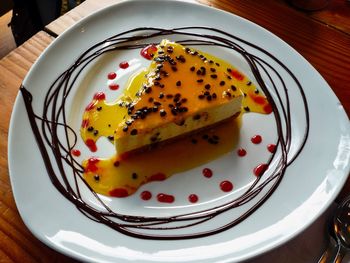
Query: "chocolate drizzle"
20 26 309 240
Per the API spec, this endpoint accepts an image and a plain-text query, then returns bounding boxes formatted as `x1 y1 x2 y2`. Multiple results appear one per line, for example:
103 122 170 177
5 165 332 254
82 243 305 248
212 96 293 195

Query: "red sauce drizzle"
81 119 89 128
251 135 262 144
202 168 213 178
140 191 152 201
264 104 273 114
141 44 157 60
230 69 244 80
109 188 128 197
119 61 129 69
267 144 276 153
85 138 97 152
93 92 106 100
85 157 99 173
251 95 266 105
157 193 175 203
71 149 81 157
109 83 119 90
254 163 268 177
107 72 117 80
237 148 247 157
220 181 233 192
148 173 166 182
188 194 198 203
85 101 96 111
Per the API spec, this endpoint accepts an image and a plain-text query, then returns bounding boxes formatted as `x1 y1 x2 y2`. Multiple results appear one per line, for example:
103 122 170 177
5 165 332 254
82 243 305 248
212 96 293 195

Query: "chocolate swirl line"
20 26 309 240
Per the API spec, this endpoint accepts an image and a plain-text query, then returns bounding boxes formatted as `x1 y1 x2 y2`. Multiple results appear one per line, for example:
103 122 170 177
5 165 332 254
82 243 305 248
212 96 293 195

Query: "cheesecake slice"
114 40 243 154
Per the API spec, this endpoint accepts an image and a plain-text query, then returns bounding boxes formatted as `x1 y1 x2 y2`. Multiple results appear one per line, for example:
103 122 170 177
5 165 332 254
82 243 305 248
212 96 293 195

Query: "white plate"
8 0 350 262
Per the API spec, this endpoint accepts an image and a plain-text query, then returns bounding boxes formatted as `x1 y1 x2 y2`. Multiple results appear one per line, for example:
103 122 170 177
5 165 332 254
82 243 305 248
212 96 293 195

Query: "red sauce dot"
141 44 157 60
188 194 198 203
267 144 276 153
81 119 89 128
119 61 129 69
157 193 175 203
264 103 273 114
85 138 97 152
220 181 233 192
230 69 244 81
88 157 99 164
252 95 266 105
85 101 96 111
109 188 129 197
93 92 106 100
251 135 262 144
107 72 117 80
254 163 268 177
237 148 247 157
71 149 81 157
140 191 152 201
148 172 166 182
85 157 99 173
109 83 119 90
202 168 213 178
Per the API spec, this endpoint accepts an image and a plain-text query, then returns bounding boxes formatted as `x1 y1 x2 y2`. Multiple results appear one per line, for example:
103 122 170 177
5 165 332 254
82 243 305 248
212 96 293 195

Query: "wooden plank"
0 10 16 59
45 0 124 35
307 0 350 35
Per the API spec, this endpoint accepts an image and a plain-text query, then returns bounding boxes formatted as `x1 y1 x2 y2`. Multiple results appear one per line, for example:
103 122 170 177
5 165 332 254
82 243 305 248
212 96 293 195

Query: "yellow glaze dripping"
83 117 241 197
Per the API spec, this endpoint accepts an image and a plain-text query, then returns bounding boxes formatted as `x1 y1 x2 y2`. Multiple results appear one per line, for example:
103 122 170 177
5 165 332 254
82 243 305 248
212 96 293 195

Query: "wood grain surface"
308 0 350 34
45 0 122 35
0 0 349 261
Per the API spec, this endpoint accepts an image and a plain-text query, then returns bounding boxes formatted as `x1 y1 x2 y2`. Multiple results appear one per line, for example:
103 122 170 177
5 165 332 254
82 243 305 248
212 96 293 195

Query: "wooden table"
0 0 349 261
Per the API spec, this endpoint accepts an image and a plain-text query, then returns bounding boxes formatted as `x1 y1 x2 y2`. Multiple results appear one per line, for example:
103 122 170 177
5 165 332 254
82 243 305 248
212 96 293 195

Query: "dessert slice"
114 40 243 154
